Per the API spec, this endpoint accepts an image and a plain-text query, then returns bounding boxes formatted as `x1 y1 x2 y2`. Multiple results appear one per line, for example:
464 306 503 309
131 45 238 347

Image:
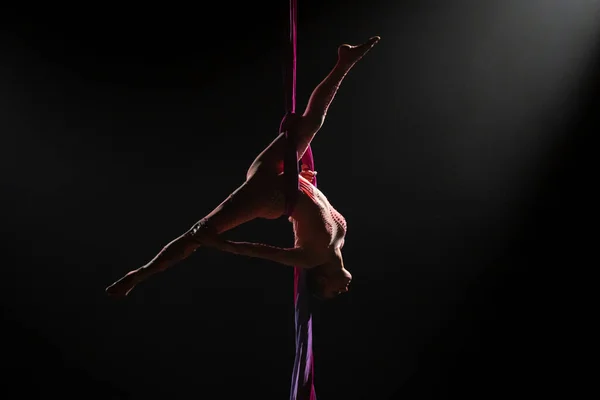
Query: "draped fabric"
281 1 317 399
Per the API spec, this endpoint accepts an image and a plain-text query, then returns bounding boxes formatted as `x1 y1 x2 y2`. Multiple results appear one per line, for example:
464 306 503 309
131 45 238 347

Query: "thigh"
246 115 322 180
194 175 286 235
246 132 287 180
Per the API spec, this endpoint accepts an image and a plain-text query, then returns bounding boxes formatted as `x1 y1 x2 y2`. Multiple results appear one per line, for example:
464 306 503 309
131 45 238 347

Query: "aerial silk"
279 1 317 399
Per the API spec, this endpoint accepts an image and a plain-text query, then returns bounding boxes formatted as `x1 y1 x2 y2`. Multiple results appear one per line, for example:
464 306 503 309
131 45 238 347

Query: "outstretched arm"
214 240 319 269
201 230 321 268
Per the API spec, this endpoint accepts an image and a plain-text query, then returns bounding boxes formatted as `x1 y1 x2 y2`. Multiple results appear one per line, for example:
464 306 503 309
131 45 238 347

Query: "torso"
290 176 347 253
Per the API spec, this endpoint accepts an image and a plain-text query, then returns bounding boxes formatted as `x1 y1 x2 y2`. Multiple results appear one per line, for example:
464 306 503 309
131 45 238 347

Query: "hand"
202 233 237 254
300 164 317 183
198 229 228 249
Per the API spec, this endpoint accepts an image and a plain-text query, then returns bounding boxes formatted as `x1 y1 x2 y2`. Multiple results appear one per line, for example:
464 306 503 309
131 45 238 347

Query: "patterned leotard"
295 176 347 249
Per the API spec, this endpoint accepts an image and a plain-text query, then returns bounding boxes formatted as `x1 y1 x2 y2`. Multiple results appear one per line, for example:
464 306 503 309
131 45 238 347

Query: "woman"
106 36 381 300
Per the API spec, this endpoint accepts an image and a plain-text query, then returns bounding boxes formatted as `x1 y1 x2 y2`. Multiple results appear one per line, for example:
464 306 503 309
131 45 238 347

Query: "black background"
2 1 596 399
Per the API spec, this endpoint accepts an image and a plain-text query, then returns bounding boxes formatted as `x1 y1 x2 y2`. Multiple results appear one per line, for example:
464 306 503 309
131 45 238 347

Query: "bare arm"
213 240 320 269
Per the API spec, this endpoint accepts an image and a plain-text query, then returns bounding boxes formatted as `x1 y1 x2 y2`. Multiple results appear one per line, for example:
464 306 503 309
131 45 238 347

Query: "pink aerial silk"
280 1 317 399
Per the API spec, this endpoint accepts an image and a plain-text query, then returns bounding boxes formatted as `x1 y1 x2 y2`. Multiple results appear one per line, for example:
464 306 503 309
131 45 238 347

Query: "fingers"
300 171 317 182
300 164 317 174
299 164 317 183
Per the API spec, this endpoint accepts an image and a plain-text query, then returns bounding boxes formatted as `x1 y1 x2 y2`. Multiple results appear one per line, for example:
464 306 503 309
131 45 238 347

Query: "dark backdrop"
2 1 595 399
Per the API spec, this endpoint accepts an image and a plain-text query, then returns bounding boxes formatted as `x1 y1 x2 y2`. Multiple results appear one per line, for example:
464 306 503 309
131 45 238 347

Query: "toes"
368 36 381 44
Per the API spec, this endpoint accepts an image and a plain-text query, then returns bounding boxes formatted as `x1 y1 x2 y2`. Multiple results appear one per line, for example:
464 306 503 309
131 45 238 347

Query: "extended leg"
105 176 285 297
294 36 380 159
245 36 380 179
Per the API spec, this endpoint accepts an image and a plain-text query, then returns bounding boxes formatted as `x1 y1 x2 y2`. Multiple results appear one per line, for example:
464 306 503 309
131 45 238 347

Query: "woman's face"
312 267 352 299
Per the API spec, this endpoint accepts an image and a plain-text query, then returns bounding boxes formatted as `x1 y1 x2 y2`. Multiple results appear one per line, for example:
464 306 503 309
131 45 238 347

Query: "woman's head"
306 265 352 300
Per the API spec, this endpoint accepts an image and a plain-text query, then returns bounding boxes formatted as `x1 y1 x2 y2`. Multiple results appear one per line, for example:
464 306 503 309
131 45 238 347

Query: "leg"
295 36 380 160
245 36 380 179
105 175 285 297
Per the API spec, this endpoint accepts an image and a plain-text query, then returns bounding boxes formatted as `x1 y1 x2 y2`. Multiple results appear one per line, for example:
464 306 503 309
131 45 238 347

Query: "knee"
298 114 323 137
186 218 218 244
281 113 322 139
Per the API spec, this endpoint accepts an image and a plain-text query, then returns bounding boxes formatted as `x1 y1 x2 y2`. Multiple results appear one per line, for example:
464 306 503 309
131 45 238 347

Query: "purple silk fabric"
289 147 317 400
283 1 317 399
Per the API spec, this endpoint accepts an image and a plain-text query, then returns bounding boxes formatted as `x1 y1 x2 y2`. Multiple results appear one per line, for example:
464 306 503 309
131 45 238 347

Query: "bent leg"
106 175 286 297
143 179 278 272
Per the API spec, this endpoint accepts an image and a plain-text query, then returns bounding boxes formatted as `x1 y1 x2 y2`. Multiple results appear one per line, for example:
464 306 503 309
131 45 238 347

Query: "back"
291 176 347 250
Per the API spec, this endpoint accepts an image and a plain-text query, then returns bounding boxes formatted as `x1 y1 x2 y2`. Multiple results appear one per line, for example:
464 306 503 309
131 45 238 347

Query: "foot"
338 36 381 65
105 269 143 298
